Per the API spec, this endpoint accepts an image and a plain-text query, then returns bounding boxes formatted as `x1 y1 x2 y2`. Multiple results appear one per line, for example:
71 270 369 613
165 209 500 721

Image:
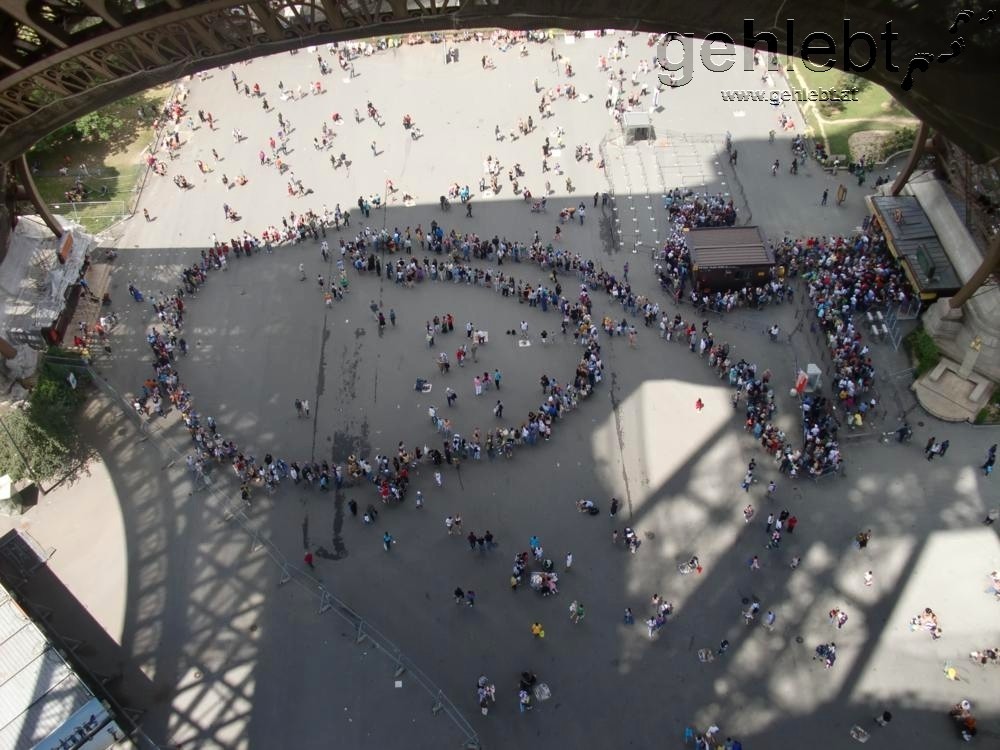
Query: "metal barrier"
597 133 621 254
74 363 483 750
48 199 126 230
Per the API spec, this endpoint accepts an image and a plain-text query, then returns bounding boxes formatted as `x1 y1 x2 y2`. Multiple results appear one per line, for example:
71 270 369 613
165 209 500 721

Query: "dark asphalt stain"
325 483 348 560
331 429 371 463
340 342 362 402
354 327 366 339
310 316 331 462
598 212 616 255
608 370 634 519
301 514 309 549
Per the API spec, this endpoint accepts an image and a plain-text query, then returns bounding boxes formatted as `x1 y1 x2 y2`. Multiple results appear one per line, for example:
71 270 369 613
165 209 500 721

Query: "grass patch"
787 61 911 120
904 327 942 377
783 59 917 160
34 165 142 233
27 85 171 233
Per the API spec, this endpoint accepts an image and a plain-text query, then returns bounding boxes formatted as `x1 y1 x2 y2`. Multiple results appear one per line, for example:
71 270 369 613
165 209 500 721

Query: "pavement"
5 31 999 750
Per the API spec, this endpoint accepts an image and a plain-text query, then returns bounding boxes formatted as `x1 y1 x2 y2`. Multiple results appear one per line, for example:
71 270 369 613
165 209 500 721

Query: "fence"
597 133 621 254
48 200 127 234
76 363 482 750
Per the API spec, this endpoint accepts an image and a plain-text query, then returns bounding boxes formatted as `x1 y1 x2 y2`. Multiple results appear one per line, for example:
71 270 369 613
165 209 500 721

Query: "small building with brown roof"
688 226 774 291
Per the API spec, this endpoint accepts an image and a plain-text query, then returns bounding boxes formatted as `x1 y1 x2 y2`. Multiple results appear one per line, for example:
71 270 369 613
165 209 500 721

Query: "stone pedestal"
921 293 1000 383
922 297 964 340
958 341 981 379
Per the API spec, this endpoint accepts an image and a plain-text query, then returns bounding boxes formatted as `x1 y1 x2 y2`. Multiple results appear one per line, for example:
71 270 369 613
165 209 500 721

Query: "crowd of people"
122 214 628 518
94 27 995 745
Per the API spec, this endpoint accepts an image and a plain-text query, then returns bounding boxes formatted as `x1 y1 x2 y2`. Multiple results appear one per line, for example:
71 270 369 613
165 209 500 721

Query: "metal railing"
70 362 482 750
597 132 621 254
48 199 126 231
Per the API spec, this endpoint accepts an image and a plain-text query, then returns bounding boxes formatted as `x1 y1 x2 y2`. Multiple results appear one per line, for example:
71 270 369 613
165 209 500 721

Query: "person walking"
304 551 315 569
370 140 377 156
749 555 761 571
494 399 504 418
493 369 502 389
465 590 476 607
466 200 473 218
454 586 465 604
610 497 619 517
764 610 776 630
937 439 950 457
382 531 394 551
530 622 545 638
864 570 874 587
565 552 573 570
821 188 828 206
624 607 634 624
743 504 754 523
925 436 936 458
445 515 455 535
348 499 358 517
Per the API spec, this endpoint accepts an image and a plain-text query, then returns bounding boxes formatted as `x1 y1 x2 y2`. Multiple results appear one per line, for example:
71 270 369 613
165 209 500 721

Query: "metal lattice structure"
0 1 999 165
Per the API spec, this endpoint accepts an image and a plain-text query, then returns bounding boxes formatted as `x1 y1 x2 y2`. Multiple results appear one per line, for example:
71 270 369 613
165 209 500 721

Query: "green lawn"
28 84 170 234
782 58 917 159
35 164 142 234
786 59 912 120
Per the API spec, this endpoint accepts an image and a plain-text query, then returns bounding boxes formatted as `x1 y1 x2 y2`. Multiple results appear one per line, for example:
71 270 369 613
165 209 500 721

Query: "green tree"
32 93 144 153
839 73 872 96
0 351 91 485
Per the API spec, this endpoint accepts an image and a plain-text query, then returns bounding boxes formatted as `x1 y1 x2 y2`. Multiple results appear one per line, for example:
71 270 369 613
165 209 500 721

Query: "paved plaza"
5 31 999 750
